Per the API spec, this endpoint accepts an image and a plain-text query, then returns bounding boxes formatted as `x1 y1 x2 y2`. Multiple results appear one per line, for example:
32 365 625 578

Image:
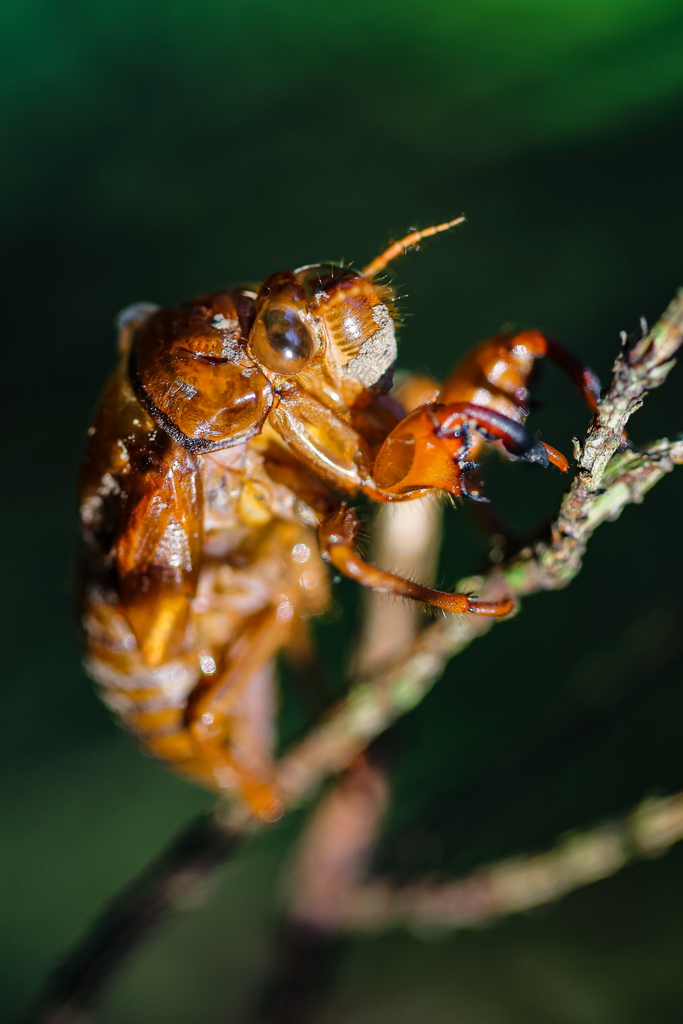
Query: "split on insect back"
78 218 599 820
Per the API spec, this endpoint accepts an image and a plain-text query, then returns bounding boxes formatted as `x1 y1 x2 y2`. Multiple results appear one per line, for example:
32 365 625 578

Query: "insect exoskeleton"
247 264 397 389
80 219 593 821
129 289 275 453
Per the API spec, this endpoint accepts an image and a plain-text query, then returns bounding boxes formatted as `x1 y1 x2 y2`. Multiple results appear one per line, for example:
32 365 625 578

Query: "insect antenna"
362 217 466 278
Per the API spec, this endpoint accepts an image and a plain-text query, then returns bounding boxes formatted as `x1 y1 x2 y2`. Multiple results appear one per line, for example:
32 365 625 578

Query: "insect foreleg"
370 402 567 498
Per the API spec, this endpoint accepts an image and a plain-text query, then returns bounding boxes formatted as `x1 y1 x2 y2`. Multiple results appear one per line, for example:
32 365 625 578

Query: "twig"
352 497 443 673
333 790 683 933
251 499 439 1024
24 813 244 1024
250 922 346 1024
385 605 683 859
253 757 389 1024
520 287 683 587
276 291 683 806
287 758 390 930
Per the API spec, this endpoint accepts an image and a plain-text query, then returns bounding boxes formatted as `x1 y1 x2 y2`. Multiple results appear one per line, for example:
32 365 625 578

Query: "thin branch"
334 789 683 933
352 496 443 674
251 499 438 1024
507 436 683 594
250 922 346 1024
253 758 389 1024
288 757 390 931
24 813 245 1024
276 291 683 806
522 286 683 587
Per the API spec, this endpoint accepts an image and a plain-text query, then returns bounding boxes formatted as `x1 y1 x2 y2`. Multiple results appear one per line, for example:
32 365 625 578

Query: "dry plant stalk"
332 790 683 933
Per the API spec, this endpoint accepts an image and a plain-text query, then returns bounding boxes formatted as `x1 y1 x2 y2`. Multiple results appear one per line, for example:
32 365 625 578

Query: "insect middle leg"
440 328 600 416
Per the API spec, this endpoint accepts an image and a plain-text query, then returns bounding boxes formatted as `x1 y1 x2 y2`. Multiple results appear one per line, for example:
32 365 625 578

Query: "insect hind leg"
183 607 289 822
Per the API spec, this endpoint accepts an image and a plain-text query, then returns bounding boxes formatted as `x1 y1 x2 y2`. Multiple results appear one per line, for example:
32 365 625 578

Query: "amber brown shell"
131 291 274 453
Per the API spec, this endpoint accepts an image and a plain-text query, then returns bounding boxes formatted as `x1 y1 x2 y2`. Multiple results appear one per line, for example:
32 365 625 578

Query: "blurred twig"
252 498 438 1024
387 606 683 857
253 756 389 1024
333 790 683 933
23 813 245 1024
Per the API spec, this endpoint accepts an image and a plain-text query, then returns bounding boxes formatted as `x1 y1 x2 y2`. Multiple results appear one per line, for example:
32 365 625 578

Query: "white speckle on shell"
170 377 199 400
212 313 239 331
343 315 362 340
157 521 193 571
343 304 397 387
199 652 217 675
292 543 310 563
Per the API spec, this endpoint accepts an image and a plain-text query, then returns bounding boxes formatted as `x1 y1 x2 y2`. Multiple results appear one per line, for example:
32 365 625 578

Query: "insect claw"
435 421 460 439
514 435 550 467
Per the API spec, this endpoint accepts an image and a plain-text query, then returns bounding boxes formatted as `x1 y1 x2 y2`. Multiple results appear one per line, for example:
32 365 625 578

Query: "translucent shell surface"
295 265 397 388
131 291 274 453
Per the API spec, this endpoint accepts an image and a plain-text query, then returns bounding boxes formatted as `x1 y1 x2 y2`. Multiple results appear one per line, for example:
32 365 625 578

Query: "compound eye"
251 306 316 375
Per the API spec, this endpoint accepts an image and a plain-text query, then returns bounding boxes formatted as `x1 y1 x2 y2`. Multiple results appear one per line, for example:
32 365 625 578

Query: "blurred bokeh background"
3 1 683 1021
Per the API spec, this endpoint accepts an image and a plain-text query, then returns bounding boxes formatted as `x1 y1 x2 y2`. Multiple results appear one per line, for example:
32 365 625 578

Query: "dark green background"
3 1 683 1020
